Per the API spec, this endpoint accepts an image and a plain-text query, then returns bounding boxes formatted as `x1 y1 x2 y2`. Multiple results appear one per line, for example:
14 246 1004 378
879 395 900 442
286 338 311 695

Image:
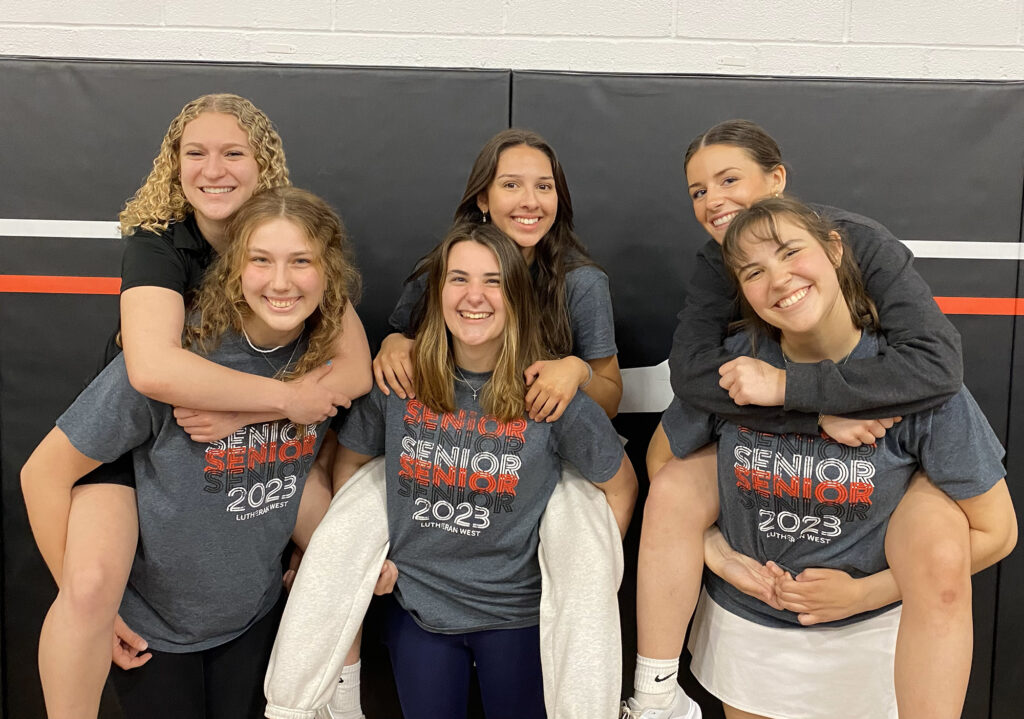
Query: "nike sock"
633 654 683 709
328 660 363 719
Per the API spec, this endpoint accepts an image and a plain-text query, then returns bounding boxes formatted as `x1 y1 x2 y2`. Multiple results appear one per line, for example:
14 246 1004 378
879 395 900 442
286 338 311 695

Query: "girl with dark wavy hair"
374 128 622 424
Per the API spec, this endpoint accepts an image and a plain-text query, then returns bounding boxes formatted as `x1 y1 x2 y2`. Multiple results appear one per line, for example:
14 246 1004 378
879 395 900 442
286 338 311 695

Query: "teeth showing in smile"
712 211 738 228
513 217 539 225
459 311 491 319
202 187 233 194
777 287 808 308
267 298 298 309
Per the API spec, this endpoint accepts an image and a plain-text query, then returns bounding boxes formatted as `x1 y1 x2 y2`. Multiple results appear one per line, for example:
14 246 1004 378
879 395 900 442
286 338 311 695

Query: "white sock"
633 654 683 709
328 660 363 719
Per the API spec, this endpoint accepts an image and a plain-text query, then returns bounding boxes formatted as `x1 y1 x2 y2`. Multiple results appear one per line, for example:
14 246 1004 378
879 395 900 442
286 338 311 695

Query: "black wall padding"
2 58 1023 719
0 57 509 719
512 70 1024 719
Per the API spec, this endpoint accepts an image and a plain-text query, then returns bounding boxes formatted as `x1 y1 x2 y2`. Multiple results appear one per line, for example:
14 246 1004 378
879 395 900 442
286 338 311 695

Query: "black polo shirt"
121 214 214 298
100 214 213 367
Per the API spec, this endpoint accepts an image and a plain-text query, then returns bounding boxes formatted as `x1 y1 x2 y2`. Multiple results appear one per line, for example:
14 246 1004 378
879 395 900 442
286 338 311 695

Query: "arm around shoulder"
320 304 373 402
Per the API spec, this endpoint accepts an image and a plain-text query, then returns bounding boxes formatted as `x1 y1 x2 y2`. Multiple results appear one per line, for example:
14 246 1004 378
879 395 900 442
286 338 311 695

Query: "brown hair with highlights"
414 222 551 421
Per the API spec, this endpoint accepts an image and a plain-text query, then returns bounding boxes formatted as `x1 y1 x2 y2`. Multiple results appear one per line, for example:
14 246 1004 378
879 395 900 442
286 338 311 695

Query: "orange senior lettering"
848 482 874 505
422 406 439 430
468 472 496 493
496 473 518 496
279 439 302 462
814 482 848 504
734 465 752 490
227 447 246 474
403 399 423 425
399 454 414 478
751 468 771 496
774 475 800 498
205 449 225 473
413 458 431 484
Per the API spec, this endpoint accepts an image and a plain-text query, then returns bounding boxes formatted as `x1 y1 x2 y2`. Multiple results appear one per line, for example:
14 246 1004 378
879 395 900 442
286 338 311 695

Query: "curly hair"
119 94 290 235
721 196 879 346
186 187 361 381
414 222 552 421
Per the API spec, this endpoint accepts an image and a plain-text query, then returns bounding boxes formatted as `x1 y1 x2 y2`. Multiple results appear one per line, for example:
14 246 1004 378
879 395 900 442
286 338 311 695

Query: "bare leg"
885 472 971 719
636 442 719 659
39 483 138 719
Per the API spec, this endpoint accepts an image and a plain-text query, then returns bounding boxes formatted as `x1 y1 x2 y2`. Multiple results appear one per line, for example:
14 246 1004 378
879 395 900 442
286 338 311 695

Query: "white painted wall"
1 1 1022 79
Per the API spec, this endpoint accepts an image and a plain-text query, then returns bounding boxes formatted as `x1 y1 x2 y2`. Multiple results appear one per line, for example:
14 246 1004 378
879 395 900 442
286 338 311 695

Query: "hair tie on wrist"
580 361 594 389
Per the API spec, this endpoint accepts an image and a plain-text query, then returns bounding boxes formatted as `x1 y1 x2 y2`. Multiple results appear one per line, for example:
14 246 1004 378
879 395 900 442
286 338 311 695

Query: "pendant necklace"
455 367 484 401
243 327 302 375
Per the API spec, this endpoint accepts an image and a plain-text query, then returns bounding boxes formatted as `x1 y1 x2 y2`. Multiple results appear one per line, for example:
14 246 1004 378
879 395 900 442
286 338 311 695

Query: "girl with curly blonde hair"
21 95 371 719
23 187 366 719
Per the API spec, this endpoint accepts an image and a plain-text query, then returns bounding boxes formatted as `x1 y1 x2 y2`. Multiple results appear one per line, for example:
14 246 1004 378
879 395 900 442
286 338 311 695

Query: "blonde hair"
119 94 290 235
186 187 361 380
414 223 551 421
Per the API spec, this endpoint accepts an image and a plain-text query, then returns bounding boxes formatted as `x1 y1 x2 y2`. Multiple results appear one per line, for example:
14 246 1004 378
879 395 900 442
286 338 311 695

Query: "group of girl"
19 94 1016 719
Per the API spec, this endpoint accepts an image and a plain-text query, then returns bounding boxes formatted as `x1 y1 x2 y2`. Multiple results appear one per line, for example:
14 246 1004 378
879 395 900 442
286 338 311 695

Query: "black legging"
110 596 284 719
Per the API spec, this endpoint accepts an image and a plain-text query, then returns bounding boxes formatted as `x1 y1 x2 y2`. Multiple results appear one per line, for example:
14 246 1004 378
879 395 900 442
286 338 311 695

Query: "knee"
644 467 717 528
58 562 125 623
897 534 971 608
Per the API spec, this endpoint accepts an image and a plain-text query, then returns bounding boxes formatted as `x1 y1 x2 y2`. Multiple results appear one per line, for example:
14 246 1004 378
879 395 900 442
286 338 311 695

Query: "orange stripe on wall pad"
934 297 1024 315
0 275 121 295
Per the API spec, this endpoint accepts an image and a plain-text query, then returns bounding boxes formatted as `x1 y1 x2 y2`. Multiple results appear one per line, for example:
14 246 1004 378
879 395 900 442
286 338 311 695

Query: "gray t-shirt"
338 371 624 634
58 329 329 652
388 263 617 360
662 331 1005 629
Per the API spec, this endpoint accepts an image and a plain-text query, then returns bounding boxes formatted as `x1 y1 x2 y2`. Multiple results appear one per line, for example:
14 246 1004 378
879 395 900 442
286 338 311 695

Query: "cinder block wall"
1 0 1022 78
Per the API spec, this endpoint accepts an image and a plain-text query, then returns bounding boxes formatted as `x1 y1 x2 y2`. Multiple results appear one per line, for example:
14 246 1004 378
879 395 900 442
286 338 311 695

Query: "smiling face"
179 112 260 247
441 239 507 370
733 216 851 346
475 144 557 263
686 143 786 245
240 217 325 347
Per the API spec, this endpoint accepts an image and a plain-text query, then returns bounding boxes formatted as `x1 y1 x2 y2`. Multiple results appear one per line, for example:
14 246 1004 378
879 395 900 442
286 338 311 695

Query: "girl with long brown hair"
374 128 622 423
643 197 1014 719
326 223 635 718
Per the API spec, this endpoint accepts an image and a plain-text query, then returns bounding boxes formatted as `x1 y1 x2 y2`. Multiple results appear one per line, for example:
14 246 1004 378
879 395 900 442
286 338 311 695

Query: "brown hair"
119 94 290 235
721 196 879 343
408 128 594 356
187 187 360 380
684 119 784 176
414 222 552 421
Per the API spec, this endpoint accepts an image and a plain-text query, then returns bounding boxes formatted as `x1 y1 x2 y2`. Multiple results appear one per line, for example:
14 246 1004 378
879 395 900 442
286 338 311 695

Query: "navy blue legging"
384 600 546 719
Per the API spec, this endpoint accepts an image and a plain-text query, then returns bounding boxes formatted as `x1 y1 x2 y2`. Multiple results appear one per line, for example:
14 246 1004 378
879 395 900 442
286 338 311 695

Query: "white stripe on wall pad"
1 220 1021 259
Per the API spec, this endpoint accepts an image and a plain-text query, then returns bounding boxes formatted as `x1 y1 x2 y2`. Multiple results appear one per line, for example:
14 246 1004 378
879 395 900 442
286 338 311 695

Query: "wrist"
578 358 594 388
272 379 294 416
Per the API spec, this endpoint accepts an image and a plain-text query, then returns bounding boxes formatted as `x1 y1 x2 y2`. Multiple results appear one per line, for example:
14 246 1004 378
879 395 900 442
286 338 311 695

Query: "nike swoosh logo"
654 672 677 682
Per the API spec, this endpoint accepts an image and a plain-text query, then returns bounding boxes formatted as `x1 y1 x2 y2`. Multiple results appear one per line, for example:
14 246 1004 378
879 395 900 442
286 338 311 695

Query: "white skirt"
688 589 900 719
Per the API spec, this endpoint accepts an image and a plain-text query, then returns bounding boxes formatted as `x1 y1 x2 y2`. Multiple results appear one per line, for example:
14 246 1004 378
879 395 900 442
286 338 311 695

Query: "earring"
481 211 489 224
773 191 781 198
